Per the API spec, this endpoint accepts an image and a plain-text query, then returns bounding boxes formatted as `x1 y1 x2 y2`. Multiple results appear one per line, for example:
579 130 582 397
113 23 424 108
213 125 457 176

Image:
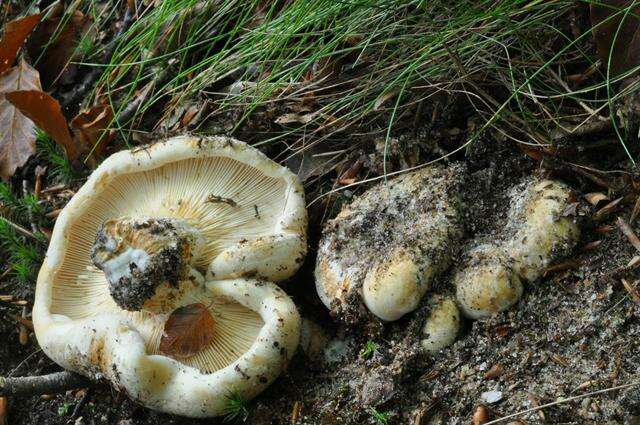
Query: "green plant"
360 340 378 360
57 401 73 416
223 390 250 423
370 408 390 425
36 130 83 183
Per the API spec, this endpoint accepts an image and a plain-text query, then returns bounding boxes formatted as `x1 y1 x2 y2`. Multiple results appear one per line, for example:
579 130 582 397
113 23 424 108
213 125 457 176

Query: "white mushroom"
506 179 580 281
420 295 461 353
454 178 579 319
454 244 523 319
315 165 464 322
33 136 307 417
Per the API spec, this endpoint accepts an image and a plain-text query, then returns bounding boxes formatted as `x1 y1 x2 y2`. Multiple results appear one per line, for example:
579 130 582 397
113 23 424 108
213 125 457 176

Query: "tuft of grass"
72 0 639 163
360 340 378 360
223 390 250 423
369 408 390 425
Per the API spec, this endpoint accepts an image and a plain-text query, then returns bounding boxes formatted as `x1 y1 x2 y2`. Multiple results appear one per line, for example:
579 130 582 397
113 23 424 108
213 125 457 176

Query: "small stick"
617 217 640 252
69 388 92 421
483 381 640 424
621 279 640 305
0 372 90 397
18 307 28 346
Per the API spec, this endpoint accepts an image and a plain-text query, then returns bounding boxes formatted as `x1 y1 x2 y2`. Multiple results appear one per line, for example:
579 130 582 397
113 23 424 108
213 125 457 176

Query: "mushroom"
33 136 307 417
454 244 523 319
420 295 461 353
455 178 579 319
505 179 580 281
315 165 464 322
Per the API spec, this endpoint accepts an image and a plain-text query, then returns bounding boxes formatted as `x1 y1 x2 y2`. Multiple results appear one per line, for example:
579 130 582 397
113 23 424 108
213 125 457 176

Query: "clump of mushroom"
33 136 307 418
316 167 580 353
455 178 580 319
315 165 465 323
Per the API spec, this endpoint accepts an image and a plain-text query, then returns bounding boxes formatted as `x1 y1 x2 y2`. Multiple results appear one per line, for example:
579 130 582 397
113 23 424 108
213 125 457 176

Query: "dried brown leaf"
621 278 640 305
590 0 640 76
617 216 640 252
5 90 78 160
0 14 41 74
26 8 92 87
584 192 610 206
159 303 216 359
0 59 41 180
70 104 114 160
0 396 7 425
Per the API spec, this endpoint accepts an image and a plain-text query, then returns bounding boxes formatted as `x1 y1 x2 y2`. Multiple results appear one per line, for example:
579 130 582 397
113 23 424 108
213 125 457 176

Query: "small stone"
480 390 503 404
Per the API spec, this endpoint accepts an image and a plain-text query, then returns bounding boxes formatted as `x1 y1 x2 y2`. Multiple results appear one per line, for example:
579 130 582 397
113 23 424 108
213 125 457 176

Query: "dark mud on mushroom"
3 138 639 424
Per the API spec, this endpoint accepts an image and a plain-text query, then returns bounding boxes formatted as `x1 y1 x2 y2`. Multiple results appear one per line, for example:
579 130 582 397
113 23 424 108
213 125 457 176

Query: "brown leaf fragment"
159 303 216 359
0 14 41 74
472 405 490 425
484 364 504 380
0 59 41 180
590 0 640 76
0 396 7 425
70 104 113 160
584 192 609 206
594 196 624 220
5 90 78 160
26 8 92 87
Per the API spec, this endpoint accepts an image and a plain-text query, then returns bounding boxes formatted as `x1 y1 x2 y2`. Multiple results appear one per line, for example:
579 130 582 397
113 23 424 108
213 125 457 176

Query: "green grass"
223 390 250 423
360 340 379 360
369 408 390 425
63 0 636 163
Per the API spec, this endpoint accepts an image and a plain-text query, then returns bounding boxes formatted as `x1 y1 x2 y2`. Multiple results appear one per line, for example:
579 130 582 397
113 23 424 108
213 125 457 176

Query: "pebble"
481 390 503 404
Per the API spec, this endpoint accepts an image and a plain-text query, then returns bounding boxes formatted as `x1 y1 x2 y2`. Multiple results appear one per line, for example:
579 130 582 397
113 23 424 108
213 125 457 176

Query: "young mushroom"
33 136 307 417
315 165 464 322
454 178 579 319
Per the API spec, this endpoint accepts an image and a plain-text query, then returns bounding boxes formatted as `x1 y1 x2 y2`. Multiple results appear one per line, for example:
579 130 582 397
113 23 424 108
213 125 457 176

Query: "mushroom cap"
315 165 464 322
33 136 306 417
505 179 580 281
420 295 460 353
454 244 523 319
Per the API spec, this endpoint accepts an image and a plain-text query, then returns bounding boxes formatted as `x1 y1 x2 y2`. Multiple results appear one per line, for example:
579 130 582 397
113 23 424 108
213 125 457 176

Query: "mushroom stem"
0 372 89 397
91 216 203 311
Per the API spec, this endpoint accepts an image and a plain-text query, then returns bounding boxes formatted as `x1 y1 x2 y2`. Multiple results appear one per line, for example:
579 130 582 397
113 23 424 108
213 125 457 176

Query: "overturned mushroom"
315 165 464 322
33 136 307 417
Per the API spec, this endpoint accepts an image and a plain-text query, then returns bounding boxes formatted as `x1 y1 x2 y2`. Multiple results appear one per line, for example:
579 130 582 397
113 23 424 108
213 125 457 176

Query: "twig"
483 381 640 424
0 217 40 243
0 372 90 397
617 217 640 252
69 388 92 421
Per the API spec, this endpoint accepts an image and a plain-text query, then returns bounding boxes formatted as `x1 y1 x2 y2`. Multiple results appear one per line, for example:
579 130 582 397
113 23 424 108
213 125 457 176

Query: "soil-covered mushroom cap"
315 165 464 322
421 295 460 353
505 179 580 281
33 136 306 417
454 244 523 319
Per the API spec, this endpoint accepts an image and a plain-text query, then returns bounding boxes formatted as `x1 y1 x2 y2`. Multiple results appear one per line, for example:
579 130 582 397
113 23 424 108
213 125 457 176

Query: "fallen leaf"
373 89 399 111
0 59 41 180
584 192 610 206
5 90 78 160
590 0 640 76
70 104 114 159
0 14 41 74
0 396 7 425
159 303 216 359
26 7 92 87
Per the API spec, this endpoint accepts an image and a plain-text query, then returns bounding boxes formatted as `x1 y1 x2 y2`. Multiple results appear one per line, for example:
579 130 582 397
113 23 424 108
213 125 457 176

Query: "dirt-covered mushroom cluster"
33 136 307 418
315 165 580 353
